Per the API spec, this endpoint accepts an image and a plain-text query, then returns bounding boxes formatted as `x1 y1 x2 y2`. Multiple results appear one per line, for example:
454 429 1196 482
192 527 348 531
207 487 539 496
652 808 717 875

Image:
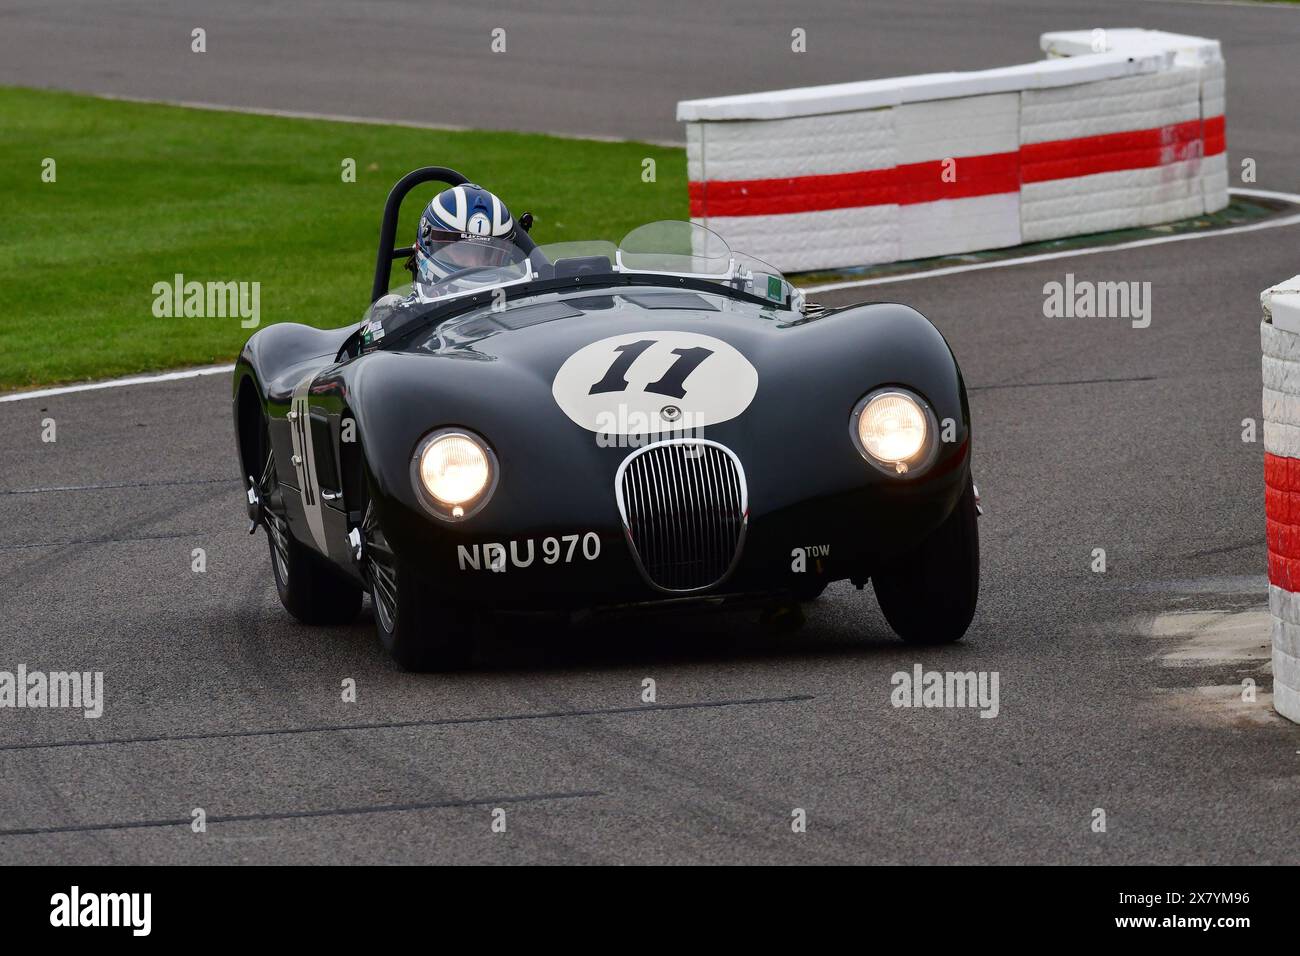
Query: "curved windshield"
536 239 620 262
374 221 796 319
732 251 793 304
616 220 732 277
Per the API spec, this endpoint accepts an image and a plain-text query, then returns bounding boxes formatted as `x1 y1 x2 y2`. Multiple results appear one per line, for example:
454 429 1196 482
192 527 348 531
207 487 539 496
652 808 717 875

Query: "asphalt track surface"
2 1 1299 864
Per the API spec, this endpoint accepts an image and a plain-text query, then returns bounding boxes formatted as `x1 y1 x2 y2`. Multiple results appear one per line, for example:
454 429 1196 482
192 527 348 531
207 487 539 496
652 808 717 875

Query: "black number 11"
588 340 714 398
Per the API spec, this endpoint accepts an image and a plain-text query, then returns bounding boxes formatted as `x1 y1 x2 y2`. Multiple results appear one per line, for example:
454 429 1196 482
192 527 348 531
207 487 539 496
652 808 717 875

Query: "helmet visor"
433 238 521 271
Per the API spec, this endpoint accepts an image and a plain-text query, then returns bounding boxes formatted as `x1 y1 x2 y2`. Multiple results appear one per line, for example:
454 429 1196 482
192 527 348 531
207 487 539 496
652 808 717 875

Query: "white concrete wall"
678 29 1227 273
1261 277 1300 724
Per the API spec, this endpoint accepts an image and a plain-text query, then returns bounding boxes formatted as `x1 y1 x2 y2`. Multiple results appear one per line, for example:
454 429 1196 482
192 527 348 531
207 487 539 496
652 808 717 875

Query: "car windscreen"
361 221 801 349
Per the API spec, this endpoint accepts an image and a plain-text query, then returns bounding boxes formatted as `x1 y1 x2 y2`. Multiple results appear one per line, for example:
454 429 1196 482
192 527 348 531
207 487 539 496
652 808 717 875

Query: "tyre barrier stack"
1263 277 1300 725
678 28 1226 272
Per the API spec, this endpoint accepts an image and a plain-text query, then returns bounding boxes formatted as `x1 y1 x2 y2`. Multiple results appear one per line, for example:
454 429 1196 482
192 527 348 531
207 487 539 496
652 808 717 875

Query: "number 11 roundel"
551 331 759 435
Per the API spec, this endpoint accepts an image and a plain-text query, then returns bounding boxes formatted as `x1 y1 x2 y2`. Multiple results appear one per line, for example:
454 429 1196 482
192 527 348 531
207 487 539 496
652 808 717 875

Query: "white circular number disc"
552 331 758 435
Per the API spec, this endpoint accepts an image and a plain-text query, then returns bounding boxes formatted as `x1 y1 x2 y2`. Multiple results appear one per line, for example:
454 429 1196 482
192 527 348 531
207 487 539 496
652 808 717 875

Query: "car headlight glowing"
414 430 497 519
851 389 937 475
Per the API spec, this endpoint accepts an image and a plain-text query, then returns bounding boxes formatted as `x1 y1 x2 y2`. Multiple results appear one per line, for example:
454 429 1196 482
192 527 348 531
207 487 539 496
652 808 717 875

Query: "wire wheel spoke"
269 515 290 574
260 445 291 584
363 501 398 630
370 560 398 629
258 448 276 497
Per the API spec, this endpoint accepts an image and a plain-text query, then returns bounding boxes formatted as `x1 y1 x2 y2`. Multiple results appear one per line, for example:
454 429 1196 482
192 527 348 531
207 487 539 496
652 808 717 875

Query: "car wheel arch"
234 370 267 482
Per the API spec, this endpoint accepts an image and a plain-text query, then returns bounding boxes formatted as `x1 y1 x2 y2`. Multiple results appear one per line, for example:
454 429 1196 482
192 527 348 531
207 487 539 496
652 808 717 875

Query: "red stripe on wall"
1204 114 1226 159
1265 451 1300 589
690 115 1226 218
1020 118 1208 183
688 168 898 218
894 152 1021 204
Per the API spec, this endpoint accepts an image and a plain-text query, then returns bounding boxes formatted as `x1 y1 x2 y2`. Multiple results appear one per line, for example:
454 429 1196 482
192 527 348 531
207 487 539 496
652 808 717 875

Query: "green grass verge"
0 87 686 391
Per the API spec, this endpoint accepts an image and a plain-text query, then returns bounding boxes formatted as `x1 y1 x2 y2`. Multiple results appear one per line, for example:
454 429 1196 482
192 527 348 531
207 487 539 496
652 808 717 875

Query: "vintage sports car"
233 166 979 669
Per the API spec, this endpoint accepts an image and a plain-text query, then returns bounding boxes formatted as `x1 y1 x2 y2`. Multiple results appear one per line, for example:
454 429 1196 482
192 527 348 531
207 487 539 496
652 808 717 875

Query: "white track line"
4 191 1297 404
95 94 686 148
0 365 235 404
801 188 1300 293
1141 0 1299 8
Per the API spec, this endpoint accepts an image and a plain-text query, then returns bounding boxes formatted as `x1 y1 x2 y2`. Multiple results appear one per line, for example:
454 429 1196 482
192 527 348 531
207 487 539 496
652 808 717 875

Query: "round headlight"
418 432 492 511
853 389 934 474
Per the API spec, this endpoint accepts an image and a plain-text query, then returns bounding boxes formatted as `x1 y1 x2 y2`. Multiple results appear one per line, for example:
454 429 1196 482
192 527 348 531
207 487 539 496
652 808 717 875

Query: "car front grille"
616 439 747 592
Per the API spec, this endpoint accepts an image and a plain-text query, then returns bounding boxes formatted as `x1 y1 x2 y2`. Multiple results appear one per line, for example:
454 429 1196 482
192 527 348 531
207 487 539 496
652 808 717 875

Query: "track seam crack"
0 694 816 753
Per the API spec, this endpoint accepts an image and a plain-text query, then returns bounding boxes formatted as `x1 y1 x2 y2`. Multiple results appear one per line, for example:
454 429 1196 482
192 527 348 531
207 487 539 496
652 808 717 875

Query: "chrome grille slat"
648 446 668 577
668 445 688 589
680 446 699 589
687 445 710 588
714 448 729 578
668 445 688 587
657 446 674 585
616 439 747 593
625 452 641 555
704 445 723 579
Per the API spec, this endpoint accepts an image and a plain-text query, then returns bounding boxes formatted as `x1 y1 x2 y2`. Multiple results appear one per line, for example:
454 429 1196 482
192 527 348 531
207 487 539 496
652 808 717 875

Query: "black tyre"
361 498 476 671
872 482 979 644
267 529 363 626
252 414 361 625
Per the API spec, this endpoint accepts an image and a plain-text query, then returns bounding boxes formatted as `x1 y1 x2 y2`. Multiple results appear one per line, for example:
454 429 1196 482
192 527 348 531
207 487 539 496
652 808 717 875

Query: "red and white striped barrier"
678 29 1227 272
1263 276 1300 725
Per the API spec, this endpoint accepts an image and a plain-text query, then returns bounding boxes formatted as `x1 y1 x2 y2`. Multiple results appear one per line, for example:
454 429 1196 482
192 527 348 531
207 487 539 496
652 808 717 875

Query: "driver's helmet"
413 184 518 284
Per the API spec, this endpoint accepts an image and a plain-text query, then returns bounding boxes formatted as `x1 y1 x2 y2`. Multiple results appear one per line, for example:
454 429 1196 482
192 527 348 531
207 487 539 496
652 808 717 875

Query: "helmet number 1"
587 339 714 399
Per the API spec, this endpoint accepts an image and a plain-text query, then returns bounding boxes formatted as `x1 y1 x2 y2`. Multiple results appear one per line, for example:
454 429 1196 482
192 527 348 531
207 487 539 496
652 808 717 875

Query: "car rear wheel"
361 497 476 672
872 481 979 644
252 417 362 625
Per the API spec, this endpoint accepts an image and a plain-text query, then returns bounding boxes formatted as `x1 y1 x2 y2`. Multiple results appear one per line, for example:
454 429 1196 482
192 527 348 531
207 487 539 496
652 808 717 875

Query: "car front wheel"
361 499 476 671
253 416 361 625
872 481 979 644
